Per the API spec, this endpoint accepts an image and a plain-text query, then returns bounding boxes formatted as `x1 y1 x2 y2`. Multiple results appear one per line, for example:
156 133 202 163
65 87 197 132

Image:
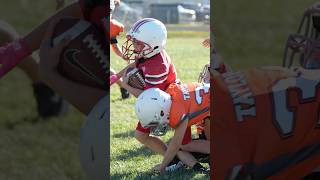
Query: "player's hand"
121 69 130 84
39 19 71 76
121 63 136 84
55 0 65 10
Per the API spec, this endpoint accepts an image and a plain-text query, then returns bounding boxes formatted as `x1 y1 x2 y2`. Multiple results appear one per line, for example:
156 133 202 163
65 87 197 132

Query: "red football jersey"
212 67 320 179
135 50 178 91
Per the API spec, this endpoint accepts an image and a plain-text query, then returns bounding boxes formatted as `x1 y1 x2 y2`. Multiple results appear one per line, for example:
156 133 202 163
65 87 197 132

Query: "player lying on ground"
134 82 210 174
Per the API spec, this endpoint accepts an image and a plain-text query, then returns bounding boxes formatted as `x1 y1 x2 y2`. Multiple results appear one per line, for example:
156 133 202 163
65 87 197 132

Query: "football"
125 67 146 90
52 17 108 90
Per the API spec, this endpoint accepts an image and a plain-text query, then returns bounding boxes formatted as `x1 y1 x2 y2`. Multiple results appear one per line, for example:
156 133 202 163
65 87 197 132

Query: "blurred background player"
0 0 108 179
0 0 106 79
37 18 107 179
0 0 68 118
110 0 130 99
0 0 106 117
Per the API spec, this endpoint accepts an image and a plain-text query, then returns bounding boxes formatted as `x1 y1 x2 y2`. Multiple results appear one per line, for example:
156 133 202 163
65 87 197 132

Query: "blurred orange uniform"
212 67 320 179
110 19 124 39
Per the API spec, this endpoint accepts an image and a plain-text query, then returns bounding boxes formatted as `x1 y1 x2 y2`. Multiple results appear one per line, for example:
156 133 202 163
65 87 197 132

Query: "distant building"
122 0 209 23
123 0 209 4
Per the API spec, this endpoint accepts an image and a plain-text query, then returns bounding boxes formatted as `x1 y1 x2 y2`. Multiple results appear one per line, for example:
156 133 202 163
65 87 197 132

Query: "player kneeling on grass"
135 82 210 174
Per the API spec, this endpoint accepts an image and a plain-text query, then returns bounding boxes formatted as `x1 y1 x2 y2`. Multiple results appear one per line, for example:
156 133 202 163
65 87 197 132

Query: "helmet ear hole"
160 110 164 117
154 46 159 50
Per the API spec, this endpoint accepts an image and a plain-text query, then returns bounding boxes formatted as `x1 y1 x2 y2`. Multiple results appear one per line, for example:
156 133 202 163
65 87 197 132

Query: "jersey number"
195 83 210 105
272 75 320 137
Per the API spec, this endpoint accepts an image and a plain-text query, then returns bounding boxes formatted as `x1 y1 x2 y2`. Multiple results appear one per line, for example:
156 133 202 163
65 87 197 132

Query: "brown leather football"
52 17 108 90
125 67 146 90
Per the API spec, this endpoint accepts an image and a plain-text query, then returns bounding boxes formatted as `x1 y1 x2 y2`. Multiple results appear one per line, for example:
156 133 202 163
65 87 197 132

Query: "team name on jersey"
182 84 190 100
222 71 256 122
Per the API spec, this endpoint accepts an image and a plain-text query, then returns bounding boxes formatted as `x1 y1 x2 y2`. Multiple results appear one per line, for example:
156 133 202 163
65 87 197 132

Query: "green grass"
110 31 209 179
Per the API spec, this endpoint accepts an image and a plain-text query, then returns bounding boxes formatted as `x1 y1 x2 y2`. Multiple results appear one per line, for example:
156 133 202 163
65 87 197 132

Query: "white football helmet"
122 18 167 60
80 95 109 180
135 88 172 136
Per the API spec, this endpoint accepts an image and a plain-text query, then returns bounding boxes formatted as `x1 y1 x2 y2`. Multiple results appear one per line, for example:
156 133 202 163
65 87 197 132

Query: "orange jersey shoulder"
167 83 210 129
212 67 320 179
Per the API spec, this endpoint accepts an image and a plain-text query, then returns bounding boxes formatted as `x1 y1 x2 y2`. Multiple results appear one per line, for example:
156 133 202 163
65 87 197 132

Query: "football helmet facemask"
283 3 320 69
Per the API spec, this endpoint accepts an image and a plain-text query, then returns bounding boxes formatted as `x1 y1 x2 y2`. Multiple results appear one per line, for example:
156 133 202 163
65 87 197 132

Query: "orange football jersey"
166 83 210 129
212 67 320 179
110 19 124 39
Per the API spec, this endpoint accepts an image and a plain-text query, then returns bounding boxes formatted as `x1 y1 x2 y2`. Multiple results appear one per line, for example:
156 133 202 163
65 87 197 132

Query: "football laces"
83 34 108 74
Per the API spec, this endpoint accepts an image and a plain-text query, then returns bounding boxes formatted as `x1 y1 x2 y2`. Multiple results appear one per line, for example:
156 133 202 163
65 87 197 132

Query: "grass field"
110 31 209 179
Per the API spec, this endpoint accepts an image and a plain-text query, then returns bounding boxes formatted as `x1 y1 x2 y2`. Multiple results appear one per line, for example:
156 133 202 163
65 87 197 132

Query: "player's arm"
39 20 105 115
156 120 188 173
43 71 106 115
110 19 125 58
110 63 136 86
110 38 123 58
24 2 82 52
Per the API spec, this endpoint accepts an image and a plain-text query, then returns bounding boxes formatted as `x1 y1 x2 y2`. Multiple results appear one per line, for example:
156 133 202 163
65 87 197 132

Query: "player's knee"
134 130 149 144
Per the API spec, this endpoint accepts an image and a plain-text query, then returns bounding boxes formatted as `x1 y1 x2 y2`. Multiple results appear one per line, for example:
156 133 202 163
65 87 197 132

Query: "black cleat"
32 82 68 119
120 87 130 99
193 163 210 174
